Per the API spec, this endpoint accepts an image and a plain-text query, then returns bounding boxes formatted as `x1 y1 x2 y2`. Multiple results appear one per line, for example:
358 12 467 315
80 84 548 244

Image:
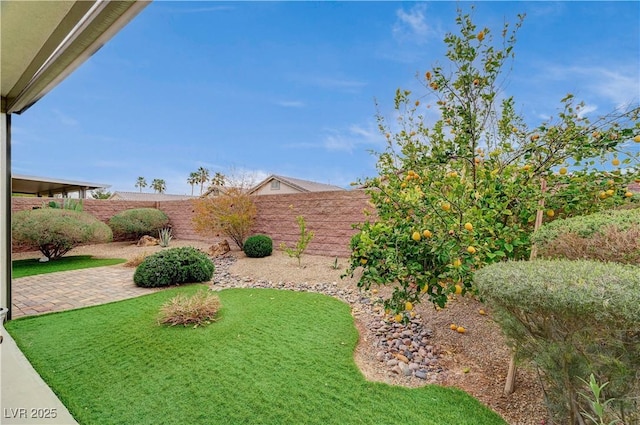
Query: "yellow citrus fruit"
607 179 615 186
455 284 463 295
420 285 429 294
478 309 486 315
441 202 451 212
473 78 479 86
530 134 540 142
612 158 620 166
625 192 634 198
412 231 421 242
522 164 531 172
450 323 458 330
394 314 403 323
430 82 438 90
372 288 378 294
425 71 432 81
606 189 614 196
423 229 433 238
559 167 567 175
400 182 407 188
360 258 368 265
634 135 640 143
448 171 458 178
546 209 555 217
405 301 413 311
464 222 473 231
452 258 462 267
467 246 477 255
592 131 600 138
599 191 608 199
456 326 466 334
477 31 485 41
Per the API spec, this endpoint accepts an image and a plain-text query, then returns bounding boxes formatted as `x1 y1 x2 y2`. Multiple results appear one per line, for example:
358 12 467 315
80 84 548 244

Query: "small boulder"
137 235 159 247
209 240 231 257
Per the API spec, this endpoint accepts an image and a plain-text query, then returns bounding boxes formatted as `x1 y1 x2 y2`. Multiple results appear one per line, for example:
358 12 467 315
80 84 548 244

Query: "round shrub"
134 247 214 288
531 208 640 264
243 234 273 258
475 260 640 424
12 209 112 260
109 208 169 240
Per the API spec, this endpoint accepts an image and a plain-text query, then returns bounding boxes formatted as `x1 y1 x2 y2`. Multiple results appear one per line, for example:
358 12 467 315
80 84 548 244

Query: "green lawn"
6 285 507 425
12 255 126 278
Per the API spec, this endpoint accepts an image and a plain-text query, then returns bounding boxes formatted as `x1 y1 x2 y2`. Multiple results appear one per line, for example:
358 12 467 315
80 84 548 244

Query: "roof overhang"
1 0 150 114
12 174 109 197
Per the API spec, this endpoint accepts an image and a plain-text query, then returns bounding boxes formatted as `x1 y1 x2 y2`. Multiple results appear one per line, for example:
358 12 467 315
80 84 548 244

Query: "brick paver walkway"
12 266 159 318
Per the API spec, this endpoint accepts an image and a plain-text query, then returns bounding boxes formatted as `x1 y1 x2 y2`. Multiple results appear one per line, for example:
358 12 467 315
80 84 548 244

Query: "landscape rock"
208 240 231 257
137 235 159 247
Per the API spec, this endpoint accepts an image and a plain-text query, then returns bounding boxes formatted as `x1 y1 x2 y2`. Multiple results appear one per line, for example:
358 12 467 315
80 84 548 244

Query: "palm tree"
135 177 147 192
197 167 210 195
151 178 166 194
187 172 199 196
211 171 226 187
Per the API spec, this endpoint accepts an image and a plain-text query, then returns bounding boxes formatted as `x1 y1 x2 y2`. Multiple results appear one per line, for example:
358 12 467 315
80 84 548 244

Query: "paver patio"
11 266 159 318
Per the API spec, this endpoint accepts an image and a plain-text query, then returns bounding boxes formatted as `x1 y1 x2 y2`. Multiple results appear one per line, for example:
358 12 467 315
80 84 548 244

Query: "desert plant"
243 234 273 258
12 209 112 260
158 227 173 247
124 251 151 268
280 215 314 267
158 289 221 327
108 208 169 240
532 208 640 264
44 199 83 211
475 260 640 424
192 187 256 249
134 247 214 288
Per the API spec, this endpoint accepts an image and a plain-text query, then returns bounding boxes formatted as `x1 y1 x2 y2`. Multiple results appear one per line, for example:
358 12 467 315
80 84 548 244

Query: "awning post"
1 112 12 320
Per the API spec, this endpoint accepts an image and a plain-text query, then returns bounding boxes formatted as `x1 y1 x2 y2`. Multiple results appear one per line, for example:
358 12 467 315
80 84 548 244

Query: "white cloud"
52 109 78 126
576 103 597 118
537 65 639 108
321 122 385 153
392 4 438 44
275 100 305 108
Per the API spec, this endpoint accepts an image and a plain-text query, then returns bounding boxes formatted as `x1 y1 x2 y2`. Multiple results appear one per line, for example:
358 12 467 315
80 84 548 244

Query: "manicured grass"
12 255 126 278
6 286 507 425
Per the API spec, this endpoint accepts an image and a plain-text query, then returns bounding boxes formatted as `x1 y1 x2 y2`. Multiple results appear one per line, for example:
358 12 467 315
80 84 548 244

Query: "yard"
8 242 546 424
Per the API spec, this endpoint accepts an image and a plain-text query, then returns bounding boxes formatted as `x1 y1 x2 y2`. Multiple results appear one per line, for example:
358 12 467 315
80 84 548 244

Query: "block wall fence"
10 190 375 257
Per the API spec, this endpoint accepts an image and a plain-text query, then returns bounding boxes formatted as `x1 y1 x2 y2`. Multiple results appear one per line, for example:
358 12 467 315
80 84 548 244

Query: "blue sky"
12 1 640 195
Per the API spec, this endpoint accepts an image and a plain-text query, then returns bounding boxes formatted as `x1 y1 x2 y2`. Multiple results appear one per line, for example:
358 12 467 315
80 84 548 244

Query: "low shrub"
12 209 112 260
134 247 214 288
532 208 640 264
124 251 151 268
475 260 640 425
108 208 169 240
158 289 221 327
243 234 273 258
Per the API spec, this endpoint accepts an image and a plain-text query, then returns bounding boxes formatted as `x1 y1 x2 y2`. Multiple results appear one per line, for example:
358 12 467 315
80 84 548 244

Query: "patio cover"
12 174 110 198
1 0 150 319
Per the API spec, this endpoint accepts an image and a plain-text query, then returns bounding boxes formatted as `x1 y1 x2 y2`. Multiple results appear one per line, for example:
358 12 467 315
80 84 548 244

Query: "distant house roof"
249 174 346 195
12 174 109 198
108 191 196 201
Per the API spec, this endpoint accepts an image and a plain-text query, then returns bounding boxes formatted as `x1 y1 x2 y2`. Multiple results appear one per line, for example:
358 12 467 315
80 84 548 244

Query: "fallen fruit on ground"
464 222 473 231
412 231 421 242
457 326 466 334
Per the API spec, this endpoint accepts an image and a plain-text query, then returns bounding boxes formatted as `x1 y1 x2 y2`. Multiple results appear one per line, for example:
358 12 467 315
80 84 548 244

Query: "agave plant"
158 227 173 247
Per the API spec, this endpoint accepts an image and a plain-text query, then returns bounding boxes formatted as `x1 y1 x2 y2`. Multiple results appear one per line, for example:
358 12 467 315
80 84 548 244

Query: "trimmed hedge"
531 207 640 264
12 209 112 260
243 234 273 258
475 260 640 424
134 247 214 288
108 208 169 240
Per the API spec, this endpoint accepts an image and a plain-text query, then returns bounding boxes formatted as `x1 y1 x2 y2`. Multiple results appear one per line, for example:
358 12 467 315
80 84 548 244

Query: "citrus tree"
345 8 640 315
